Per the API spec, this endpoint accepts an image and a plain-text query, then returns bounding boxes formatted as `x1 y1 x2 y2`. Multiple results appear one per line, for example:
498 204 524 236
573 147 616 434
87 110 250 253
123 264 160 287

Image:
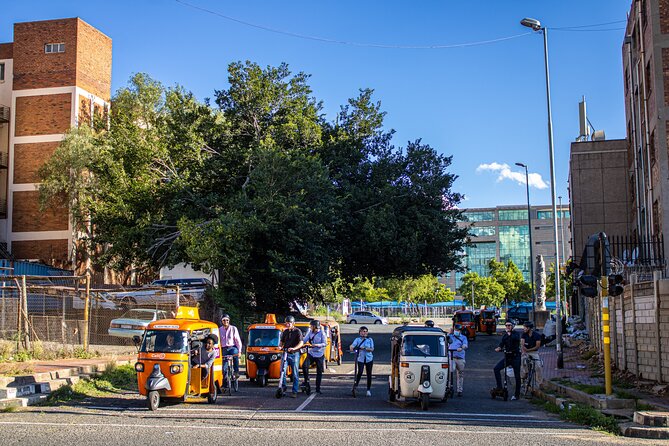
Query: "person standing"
219 314 243 378
521 321 543 385
302 319 327 394
493 321 522 400
350 326 374 397
448 323 468 397
279 315 304 398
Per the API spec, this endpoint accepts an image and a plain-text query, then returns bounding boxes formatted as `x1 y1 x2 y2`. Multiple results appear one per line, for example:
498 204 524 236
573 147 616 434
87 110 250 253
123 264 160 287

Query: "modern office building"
442 204 572 293
0 18 111 267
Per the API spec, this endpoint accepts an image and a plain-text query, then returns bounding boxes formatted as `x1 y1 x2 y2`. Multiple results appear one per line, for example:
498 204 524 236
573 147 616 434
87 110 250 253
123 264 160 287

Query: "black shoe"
316 390 322 394
457 392 462 397
289 392 297 398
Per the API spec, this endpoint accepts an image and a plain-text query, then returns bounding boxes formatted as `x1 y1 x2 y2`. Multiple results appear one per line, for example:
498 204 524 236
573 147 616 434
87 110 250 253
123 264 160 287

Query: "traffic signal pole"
599 233 613 395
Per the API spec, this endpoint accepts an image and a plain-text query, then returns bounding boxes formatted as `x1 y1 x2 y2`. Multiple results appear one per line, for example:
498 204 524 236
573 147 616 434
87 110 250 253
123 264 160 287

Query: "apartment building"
442 204 572 293
0 18 111 266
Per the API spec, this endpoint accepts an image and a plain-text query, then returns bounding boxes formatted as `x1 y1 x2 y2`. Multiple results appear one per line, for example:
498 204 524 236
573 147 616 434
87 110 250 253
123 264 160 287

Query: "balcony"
0 105 8 123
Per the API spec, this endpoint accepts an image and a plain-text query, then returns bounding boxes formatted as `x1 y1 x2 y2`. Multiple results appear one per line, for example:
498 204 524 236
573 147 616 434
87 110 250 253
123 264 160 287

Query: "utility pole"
471 283 475 309
600 233 613 395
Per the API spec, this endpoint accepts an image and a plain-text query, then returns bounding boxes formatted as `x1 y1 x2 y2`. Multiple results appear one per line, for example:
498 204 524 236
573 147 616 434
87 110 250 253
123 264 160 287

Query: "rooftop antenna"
576 96 605 141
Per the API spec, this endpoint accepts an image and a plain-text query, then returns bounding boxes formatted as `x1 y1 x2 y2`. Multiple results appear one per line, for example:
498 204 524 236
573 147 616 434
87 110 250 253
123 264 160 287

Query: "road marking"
0 421 582 435
295 392 316 411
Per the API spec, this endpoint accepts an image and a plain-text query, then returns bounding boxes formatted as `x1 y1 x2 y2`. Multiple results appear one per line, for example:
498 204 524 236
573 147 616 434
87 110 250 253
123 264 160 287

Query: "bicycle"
521 355 541 397
222 354 240 395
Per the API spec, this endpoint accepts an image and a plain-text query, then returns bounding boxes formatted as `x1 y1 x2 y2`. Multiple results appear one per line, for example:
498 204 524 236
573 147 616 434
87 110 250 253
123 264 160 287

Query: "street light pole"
515 162 535 317
521 17 563 368
559 196 568 318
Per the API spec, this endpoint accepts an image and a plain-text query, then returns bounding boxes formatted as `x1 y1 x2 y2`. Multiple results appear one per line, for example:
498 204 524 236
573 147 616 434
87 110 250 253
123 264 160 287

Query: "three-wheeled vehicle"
477 308 498 335
134 306 223 411
452 310 476 341
245 314 285 387
388 326 449 410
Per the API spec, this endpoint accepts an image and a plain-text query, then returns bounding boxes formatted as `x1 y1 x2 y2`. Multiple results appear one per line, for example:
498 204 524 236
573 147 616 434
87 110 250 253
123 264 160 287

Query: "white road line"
295 392 316 411
84 406 552 422
0 421 581 435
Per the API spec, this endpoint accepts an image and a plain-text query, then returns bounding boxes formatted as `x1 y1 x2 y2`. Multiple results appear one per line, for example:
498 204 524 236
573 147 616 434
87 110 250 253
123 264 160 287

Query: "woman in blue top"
350 326 374 396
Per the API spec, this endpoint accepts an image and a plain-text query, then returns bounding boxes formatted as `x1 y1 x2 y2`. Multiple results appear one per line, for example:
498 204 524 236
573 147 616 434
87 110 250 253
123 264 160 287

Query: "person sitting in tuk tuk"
448 324 468 397
302 319 327 394
191 335 216 380
164 333 185 353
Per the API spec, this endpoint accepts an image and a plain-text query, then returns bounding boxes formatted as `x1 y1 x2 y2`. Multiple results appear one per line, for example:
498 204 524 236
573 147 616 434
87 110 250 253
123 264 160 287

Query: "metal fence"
609 234 667 281
0 275 206 353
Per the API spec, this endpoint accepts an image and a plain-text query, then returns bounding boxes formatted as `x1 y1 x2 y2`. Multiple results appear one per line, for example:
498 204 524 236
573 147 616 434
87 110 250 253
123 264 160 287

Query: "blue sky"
2 0 631 209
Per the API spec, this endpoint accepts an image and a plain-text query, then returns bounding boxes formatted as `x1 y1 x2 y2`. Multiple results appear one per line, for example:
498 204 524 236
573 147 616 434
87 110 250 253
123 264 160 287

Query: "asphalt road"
0 325 657 445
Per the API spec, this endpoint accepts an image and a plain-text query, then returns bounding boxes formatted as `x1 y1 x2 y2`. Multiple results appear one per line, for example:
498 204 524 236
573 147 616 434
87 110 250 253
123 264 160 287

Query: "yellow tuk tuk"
134 306 223 410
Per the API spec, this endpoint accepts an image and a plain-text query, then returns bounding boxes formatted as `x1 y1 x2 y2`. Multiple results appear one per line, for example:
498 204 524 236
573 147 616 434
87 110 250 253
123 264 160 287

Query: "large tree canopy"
39 61 467 313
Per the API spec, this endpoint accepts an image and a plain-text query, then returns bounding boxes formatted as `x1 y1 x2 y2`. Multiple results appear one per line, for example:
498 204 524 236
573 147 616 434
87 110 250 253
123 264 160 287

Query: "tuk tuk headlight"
423 380 430 388
271 354 278 361
134 362 144 372
247 354 255 361
170 364 183 374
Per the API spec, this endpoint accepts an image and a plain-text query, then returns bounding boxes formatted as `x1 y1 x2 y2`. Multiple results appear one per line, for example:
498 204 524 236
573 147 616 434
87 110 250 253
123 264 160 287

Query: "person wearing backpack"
302 319 327 394
448 323 469 397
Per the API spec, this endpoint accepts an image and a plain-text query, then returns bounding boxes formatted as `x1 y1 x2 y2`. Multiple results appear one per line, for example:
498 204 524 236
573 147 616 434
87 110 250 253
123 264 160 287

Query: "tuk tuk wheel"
419 393 429 411
258 375 268 387
147 391 160 411
275 388 283 399
388 386 396 402
207 376 218 404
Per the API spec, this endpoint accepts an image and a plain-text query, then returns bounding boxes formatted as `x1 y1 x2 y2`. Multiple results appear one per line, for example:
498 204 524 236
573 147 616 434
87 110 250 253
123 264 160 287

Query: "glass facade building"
443 204 572 293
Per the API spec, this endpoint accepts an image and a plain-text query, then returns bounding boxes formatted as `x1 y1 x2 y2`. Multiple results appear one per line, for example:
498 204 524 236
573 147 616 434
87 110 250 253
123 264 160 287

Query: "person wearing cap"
219 314 243 378
448 323 468 397
494 320 522 400
521 321 543 384
302 319 327 394
279 315 304 398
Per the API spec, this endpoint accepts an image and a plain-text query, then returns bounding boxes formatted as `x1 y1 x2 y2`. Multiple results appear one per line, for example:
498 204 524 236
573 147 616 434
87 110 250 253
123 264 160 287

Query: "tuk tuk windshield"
141 330 188 354
482 311 496 319
249 329 281 347
456 313 472 322
401 335 447 357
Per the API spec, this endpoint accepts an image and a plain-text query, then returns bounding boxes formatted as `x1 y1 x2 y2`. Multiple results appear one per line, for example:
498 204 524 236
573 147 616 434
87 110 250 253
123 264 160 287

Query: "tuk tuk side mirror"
133 335 141 346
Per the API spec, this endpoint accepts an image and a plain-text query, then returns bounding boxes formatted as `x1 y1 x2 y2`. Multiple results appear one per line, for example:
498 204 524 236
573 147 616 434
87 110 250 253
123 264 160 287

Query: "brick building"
0 18 111 266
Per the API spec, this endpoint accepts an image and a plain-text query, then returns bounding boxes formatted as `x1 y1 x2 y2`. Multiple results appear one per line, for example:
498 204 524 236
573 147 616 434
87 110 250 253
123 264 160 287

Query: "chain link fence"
0 275 206 353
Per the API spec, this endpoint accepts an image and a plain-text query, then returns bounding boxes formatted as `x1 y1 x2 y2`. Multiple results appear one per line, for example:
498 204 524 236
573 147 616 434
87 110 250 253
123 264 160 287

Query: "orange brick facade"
13 142 60 184
2 17 111 265
12 191 68 232
11 239 68 263
14 93 72 136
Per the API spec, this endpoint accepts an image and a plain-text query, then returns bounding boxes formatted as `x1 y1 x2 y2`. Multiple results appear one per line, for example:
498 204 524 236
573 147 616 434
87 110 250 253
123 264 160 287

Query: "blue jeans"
281 352 300 394
222 346 239 374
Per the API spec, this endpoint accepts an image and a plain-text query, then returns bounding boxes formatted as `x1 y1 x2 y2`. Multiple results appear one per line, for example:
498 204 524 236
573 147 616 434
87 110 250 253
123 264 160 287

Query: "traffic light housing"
577 274 598 298
608 274 624 297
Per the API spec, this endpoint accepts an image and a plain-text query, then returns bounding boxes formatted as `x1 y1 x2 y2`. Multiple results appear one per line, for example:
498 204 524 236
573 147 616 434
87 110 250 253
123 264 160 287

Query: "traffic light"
577 274 598 298
608 274 624 297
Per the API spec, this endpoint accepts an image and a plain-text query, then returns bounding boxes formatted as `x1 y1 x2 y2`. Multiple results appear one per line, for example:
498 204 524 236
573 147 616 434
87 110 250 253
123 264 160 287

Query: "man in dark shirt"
521 321 543 384
279 315 304 398
493 321 522 400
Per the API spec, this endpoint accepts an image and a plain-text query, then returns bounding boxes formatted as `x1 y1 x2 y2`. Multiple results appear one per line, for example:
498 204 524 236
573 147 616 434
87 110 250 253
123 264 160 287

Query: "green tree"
488 259 532 303
457 272 505 308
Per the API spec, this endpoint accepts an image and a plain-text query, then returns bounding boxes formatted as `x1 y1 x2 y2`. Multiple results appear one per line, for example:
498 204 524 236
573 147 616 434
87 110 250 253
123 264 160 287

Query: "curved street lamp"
515 162 535 315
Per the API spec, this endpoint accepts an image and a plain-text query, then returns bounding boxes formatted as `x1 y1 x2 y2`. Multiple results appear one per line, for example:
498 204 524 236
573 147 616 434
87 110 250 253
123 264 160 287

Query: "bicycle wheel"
523 366 534 397
226 368 233 396
233 374 239 392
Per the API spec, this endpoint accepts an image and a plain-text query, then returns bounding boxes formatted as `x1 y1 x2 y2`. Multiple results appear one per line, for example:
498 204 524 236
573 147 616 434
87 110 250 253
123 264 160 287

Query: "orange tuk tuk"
134 306 223 410
452 309 476 341
245 314 286 387
477 308 498 335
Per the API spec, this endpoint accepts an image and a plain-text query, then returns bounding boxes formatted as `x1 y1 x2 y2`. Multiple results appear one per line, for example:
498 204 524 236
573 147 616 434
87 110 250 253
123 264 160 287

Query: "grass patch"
531 398 561 414
612 377 634 389
636 402 655 411
1 406 18 413
0 340 101 367
615 389 637 400
44 363 137 405
561 403 620 435
571 383 606 394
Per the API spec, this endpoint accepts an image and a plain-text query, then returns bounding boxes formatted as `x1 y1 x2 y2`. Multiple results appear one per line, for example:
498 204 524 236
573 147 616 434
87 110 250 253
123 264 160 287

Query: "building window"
537 210 570 219
463 211 494 222
464 242 497 278
498 209 528 221
45 43 65 54
499 225 530 281
0 63 4 81
470 225 496 237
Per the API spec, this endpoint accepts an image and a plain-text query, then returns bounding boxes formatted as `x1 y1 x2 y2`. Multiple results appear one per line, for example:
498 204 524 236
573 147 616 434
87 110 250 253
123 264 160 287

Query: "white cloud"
476 162 548 189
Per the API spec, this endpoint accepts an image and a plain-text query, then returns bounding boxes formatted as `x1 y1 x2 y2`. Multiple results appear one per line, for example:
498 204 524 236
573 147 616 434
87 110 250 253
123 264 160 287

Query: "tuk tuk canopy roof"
391 326 446 338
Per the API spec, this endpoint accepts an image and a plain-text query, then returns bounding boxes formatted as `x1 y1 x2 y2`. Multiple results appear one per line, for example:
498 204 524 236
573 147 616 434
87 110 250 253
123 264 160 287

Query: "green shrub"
561 403 619 435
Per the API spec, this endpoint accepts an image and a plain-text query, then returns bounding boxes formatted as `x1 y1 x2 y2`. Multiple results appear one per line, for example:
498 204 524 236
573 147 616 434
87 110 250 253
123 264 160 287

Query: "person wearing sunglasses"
219 314 242 379
493 320 522 400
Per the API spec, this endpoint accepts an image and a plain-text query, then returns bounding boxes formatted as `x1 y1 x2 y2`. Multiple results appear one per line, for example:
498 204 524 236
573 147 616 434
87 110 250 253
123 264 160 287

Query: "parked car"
506 306 531 325
346 311 388 325
109 287 205 309
148 278 212 288
108 309 170 338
